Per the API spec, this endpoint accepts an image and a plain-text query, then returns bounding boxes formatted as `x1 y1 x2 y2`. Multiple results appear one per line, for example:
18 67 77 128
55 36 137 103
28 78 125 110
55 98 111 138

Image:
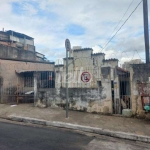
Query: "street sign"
81 72 91 83
65 39 71 51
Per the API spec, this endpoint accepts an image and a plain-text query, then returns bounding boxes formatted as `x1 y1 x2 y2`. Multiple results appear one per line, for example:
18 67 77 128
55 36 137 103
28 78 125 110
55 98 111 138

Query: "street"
0 120 150 150
0 121 93 150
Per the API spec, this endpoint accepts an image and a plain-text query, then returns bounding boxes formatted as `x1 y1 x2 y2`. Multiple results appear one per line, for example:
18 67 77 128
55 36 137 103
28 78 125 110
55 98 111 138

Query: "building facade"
50 47 131 114
0 30 55 104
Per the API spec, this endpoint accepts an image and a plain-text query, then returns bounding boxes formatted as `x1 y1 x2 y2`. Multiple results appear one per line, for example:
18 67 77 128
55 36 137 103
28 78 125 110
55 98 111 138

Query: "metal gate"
0 71 55 104
113 68 131 114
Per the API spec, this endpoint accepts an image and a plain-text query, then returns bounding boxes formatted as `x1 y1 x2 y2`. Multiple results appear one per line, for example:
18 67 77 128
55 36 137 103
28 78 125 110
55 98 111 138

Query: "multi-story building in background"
0 29 55 103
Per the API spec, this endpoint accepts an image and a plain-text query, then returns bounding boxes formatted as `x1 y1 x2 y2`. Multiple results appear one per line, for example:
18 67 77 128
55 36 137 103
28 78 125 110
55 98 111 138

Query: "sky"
0 0 149 66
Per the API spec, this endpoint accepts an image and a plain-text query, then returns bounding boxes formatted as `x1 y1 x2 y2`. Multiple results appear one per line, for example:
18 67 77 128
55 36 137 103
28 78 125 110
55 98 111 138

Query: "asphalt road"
0 120 150 150
0 121 93 150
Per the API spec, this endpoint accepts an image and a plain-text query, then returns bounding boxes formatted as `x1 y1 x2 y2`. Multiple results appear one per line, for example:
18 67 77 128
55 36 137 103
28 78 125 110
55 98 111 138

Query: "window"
93 58 95 65
97 81 102 87
24 72 34 87
40 71 55 88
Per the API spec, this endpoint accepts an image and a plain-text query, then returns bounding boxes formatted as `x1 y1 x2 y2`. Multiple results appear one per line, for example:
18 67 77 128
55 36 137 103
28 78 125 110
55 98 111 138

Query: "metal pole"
34 72 38 106
66 49 68 118
143 0 149 63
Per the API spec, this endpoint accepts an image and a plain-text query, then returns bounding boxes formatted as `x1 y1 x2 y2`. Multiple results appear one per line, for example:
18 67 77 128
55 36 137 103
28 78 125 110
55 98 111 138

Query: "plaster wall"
39 87 112 114
130 64 150 117
0 44 35 60
104 60 118 68
73 50 93 67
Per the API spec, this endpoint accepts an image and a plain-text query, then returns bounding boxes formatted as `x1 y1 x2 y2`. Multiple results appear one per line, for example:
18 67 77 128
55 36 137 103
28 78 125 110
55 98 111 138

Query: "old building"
38 46 132 115
0 30 55 104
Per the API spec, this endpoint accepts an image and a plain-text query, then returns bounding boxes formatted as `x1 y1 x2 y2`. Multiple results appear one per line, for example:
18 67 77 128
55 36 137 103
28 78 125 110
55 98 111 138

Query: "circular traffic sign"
81 72 91 82
65 39 71 51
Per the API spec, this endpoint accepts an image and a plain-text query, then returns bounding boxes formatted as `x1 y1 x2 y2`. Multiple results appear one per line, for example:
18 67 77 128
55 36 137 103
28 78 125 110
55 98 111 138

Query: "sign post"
65 39 71 118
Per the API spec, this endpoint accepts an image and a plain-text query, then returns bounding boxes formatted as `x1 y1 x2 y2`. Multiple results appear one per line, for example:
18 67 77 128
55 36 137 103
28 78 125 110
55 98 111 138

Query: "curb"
8 115 150 143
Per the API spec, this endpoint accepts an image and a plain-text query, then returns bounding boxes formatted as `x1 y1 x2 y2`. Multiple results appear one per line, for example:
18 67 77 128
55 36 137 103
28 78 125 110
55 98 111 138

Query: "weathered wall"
53 49 118 114
59 48 118 89
130 64 150 118
38 87 112 114
53 64 114 114
55 65 64 89
0 44 35 60
104 60 118 68
0 59 54 103
73 49 93 67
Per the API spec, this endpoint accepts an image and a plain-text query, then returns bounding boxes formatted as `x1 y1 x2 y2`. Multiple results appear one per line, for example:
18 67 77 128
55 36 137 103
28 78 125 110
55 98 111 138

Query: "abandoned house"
38 46 132 115
0 30 55 104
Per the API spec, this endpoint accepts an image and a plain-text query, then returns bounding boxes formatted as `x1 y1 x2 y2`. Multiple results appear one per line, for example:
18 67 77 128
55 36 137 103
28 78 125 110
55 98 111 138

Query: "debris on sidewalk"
10 105 17 107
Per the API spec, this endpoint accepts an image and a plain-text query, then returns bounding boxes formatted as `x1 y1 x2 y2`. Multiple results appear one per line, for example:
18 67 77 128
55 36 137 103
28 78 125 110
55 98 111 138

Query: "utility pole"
143 0 149 63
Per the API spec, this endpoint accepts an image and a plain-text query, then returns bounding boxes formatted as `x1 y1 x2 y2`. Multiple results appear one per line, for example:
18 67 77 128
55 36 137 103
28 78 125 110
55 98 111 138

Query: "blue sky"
0 0 149 64
65 24 85 36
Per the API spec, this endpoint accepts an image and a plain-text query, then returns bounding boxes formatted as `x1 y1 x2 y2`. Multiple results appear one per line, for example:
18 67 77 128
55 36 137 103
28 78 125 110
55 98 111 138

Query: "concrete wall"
73 49 93 67
59 50 110 88
0 32 9 41
0 44 35 60
55 65 64 89
38 87 112 114
92 54 105 67
104 60 118 68
10 35 34 45
53 49 119 114
130 64 150 118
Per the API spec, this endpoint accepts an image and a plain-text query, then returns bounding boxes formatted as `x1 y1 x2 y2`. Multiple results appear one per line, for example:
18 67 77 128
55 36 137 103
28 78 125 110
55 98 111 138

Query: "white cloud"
0 0 148 64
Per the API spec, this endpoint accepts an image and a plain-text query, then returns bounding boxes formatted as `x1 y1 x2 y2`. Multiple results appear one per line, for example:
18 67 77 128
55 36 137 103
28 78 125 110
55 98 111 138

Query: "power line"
105 49 146 62
107 0 135 42
102 0 142 50
135 50 145 60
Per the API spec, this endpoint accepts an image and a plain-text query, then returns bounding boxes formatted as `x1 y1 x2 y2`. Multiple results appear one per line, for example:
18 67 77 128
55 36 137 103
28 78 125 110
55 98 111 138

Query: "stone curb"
8 115 150 143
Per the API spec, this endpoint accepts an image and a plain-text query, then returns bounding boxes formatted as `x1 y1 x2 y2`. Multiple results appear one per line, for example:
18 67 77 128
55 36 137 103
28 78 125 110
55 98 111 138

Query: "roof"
6 30 33 40
103 58 118 62
117 67 130 76
73 48 93 52
92 52 105 56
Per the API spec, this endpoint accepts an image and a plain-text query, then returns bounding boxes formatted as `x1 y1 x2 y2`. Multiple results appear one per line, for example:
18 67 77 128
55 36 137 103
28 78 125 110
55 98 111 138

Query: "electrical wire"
106 0 135 43
102 0 143 50
135 50 145 60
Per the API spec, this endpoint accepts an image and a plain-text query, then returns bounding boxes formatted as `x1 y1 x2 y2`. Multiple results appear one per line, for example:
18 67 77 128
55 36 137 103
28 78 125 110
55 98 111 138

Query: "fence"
0 71 55 104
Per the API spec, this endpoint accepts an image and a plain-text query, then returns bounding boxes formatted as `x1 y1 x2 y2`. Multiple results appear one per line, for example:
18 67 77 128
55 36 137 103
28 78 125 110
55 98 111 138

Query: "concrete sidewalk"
0 104 149 137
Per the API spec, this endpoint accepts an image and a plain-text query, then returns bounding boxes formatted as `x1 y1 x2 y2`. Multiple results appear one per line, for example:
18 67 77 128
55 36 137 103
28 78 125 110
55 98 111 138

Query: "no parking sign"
81 72 91 83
